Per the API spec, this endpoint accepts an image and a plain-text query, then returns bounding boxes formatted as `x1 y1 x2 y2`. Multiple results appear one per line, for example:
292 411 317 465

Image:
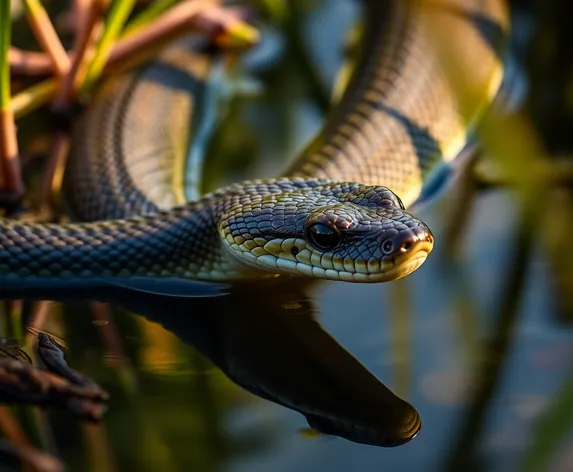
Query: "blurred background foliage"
1 0 573 471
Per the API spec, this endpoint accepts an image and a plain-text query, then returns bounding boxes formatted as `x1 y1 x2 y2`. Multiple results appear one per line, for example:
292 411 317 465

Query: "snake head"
218 180 434 282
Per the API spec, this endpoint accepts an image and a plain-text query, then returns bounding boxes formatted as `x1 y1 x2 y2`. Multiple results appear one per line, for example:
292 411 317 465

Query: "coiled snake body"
0 0 508 292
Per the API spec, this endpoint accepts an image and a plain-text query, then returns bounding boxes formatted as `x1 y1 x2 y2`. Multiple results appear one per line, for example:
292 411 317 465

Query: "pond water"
5 187 568 472
1 1 572 471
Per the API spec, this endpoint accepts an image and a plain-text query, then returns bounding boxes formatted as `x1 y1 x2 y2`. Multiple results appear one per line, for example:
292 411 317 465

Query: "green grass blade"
0 0 11 109
123 0 179 36
82 0 137 95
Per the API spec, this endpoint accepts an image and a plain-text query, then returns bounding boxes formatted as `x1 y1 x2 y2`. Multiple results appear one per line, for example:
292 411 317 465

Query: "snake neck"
0 199 232 286
0 178 341 286
65 37 219 222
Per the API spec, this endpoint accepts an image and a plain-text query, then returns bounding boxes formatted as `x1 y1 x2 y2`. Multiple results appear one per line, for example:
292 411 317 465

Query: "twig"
71 1 110 92
23 0 71 77
9 47 54 77
0 108 24 199
190 4 260 49
9 2 258 118
72 0 91 33
107 2 259 70
24 301 51 348
0 334 109 422
10 3 256 79
83 0 260 95
54 0 108 109
107 0 215 66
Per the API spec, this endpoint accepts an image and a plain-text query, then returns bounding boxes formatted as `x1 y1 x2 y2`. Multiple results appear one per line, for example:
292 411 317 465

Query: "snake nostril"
400 240 412 252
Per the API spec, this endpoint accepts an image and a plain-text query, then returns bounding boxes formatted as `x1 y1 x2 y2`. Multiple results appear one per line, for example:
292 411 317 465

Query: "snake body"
0 0 508 291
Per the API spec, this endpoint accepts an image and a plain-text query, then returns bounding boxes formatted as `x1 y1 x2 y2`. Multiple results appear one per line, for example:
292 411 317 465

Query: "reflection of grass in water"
519 373 573 472
444 189 543 471
543 190 573 324
388 278 413 400
435 71 573 471
53 301 271 471
424 0 573 464
137 315 189 374
434 155 482 368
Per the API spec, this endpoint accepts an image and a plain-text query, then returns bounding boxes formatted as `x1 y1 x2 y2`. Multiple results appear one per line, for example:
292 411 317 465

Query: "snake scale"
0 0 508 293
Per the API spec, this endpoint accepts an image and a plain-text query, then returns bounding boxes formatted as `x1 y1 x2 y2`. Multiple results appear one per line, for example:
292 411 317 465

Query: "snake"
0 0 508 294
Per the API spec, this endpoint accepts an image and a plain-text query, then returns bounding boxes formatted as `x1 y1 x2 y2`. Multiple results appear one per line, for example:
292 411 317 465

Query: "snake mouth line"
386 241 434 281
358 245 431 283
229 240 433 282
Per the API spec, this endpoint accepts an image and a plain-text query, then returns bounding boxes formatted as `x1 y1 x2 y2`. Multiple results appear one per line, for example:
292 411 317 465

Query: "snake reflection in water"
107 279 422 446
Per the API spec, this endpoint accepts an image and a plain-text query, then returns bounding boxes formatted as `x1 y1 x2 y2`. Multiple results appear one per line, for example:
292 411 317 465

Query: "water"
2 0 573 471
2 187 570 471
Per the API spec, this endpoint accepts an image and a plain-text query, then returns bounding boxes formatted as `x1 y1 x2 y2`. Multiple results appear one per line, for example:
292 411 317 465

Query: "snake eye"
382 240 394 254
307 223 340 251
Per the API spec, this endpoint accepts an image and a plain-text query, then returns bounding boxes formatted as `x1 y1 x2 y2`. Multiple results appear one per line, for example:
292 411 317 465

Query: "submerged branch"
0 333 108 421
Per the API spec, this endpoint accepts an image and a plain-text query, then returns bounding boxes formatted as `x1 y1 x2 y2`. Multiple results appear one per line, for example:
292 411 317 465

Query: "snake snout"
381 225 434 258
